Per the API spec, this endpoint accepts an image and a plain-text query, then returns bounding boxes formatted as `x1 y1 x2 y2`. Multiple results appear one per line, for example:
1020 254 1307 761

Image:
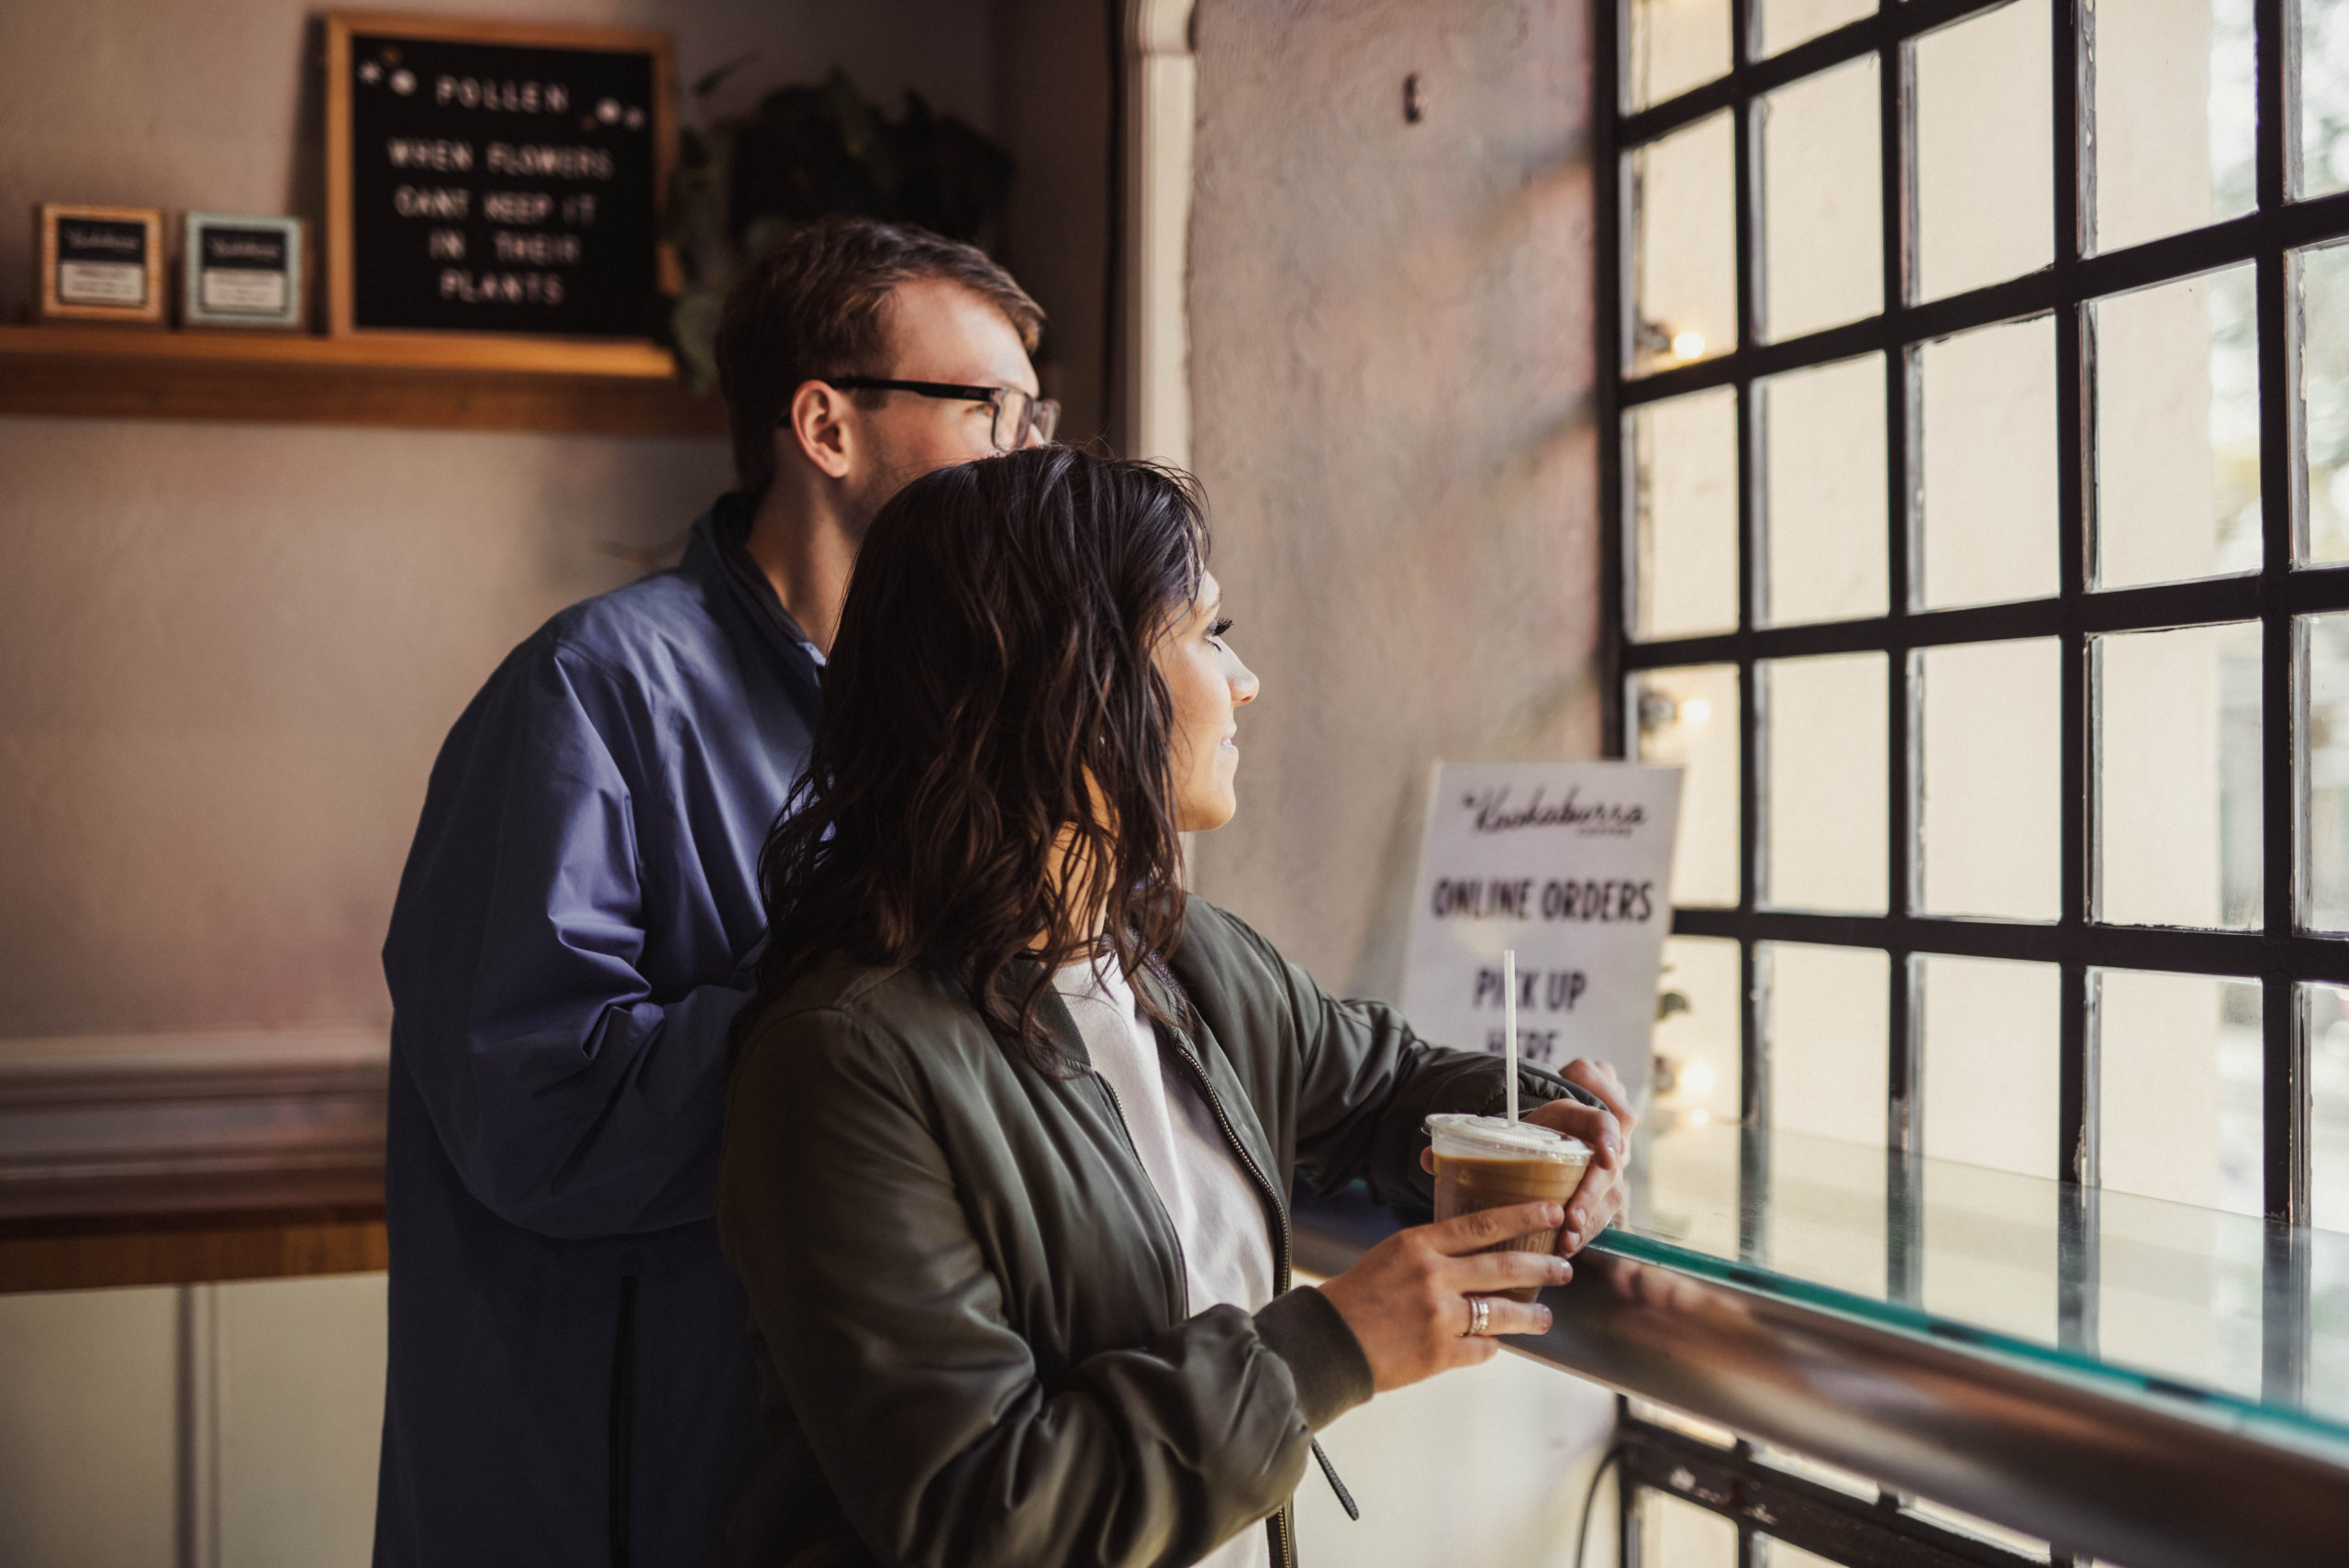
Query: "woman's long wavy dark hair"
744 446 1208 1068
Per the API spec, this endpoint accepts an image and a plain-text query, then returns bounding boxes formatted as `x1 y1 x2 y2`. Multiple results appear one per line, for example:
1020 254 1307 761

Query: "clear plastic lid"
1424 1112 1592 1165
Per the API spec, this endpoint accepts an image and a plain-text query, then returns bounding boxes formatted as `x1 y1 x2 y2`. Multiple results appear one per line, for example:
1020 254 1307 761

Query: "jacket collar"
687 494 824 713
985 945 1286 1206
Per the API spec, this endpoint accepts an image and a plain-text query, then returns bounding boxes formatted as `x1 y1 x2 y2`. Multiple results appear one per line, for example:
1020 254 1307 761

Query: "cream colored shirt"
1052 958 1277 1568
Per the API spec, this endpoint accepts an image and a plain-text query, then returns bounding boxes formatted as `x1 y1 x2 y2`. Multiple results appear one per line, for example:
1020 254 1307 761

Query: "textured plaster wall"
1182 7 1616 1550
1186 0 1602 1002
0 0 998 1039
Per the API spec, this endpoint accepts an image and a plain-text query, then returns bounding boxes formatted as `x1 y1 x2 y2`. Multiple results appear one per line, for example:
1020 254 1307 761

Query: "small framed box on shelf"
181 213 308 330
33 204 165 327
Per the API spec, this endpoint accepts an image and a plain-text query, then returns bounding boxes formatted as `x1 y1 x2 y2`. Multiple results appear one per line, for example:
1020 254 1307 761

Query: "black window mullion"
2052 0 2101 1366
1888 951 1925 1308
1620 0 2032 147
2254 0 2307 1229
1884 10 1921 1173
1733 0 1765 1172
1598 0 1627 762
2252 6 2314 1416
1674 903 2349 983
2054 0 2092 1189
1621 556 2349 666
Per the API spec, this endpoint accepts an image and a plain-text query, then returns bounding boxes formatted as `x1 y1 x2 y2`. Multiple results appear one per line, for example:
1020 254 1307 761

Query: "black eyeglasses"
817 377 1061 451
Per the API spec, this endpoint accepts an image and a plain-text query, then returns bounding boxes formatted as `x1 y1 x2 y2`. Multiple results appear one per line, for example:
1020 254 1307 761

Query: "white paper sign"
1401 762 1684 1103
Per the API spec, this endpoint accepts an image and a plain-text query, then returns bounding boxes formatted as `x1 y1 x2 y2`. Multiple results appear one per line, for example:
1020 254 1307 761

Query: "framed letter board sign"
325 14 672 344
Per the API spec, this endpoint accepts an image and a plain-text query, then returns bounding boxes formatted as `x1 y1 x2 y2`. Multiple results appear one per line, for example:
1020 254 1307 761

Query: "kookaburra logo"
1462 785 1646 837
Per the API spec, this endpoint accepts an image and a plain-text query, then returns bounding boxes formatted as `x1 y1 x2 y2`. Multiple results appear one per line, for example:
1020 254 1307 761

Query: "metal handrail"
1292 1204 2349 1568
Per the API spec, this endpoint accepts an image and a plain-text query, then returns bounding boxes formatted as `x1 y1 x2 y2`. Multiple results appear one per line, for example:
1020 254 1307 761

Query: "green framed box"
181 213 307 329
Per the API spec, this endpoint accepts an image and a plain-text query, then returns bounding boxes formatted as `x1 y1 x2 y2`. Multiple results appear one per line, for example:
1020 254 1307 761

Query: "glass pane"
2301 0 2349 199
2094 621 2261 929
1629 1398 1737 1447
1627 0 1731 114
1636 665 1741 908
2099 1181 2266 1407
2304 984 2349 1231
2097 969 2263 1214
1763 941 1887 1147
1920 318 2059 608
1762 55 1883 341
1639 1486 1740 1566
1907 1496 2051 1560
1761 1539 1842 1568
2301 240 2349 562
1763 354 1887 625
2092 0 2256 250
1920 1155 2059 1343
1755 1446 1877 1500
2303 612 2349 929
2093 266 2260 588
1653 935 1742 1129
1631 387 1740 639
2324 1231 2349 1428
1631 1109 1744 1263
1631 113 1737 375
1920 953 2060 1179
1763 652 1887 913
1765 1129 1887 1299
1919 639 2061 920
1914 0 2054 302
1761 0 1874 58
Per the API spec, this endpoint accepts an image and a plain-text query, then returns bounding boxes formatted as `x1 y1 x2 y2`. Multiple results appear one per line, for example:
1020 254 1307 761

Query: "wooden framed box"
324 14 674 354
34 204 166 326
181 213 308 329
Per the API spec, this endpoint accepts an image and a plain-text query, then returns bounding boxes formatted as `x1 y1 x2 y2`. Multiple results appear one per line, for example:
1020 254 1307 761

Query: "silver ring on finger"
1462 1296 1492 1338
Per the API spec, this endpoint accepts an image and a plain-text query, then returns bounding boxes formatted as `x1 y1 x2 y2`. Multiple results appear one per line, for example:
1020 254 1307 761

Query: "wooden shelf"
0 324 725 436
0 1164 385 1293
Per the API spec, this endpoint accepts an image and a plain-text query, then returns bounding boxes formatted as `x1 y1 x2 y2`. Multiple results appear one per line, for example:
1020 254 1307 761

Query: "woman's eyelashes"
1208 617 1234 647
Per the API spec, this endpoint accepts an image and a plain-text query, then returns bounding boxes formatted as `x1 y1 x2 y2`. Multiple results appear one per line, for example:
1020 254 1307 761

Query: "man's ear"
781 380 857 481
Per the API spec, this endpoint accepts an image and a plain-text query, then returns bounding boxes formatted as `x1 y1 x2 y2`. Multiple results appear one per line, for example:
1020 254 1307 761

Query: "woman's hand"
1314 1202 1571 1392
1411 1062 1637 1254
1531 1059 1636 1253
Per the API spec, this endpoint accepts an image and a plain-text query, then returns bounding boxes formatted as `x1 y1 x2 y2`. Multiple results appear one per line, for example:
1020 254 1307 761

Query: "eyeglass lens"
994 391 1063 450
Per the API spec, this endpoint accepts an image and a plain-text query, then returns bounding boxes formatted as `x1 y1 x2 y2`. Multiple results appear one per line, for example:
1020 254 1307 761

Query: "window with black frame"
1599 0 2349 1559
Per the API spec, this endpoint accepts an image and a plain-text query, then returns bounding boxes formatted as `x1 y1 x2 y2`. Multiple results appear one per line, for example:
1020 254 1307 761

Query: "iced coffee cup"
1424 1113 1595 1302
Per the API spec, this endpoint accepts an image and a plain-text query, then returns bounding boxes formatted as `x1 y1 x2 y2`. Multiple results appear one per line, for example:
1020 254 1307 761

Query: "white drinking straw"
1503 948 1520 1123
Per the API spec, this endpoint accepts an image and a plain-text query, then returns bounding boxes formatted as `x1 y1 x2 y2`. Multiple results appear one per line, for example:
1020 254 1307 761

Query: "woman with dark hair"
718 448 1632 1568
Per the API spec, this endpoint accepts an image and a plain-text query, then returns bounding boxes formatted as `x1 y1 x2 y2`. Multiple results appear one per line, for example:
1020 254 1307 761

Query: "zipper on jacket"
1097 1062 1308 1565
1156 1005 1360 1557
1160 1030 1293 1297
607 1262 640 1568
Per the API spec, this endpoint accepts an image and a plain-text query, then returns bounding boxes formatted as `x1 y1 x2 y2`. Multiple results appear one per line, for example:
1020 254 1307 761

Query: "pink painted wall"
0 0 1001 1039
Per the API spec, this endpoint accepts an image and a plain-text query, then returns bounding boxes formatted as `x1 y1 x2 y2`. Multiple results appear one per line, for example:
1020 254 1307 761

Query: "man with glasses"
374 217 1052 1568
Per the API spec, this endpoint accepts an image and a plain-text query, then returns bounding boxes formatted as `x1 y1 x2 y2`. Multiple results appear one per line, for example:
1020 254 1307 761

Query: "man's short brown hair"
714 217 1045 503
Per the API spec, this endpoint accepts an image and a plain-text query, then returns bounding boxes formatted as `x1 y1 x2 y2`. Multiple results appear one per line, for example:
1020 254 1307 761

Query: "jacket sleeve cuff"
1480 1062 1597 1119
1254 1286 1375 1431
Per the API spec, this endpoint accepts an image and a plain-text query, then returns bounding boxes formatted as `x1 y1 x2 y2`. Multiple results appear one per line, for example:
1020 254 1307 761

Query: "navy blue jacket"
375 499 820 1567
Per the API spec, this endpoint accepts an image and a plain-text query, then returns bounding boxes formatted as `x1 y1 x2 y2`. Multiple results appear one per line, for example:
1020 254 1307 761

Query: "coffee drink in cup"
1424 1113 1594 1302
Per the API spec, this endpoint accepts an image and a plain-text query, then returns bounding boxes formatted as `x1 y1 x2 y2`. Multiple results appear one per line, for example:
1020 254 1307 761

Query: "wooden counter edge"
0 1172 388 1294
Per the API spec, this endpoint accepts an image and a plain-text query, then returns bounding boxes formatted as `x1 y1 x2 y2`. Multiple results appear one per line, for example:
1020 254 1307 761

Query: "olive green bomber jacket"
716 898 1592 1568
